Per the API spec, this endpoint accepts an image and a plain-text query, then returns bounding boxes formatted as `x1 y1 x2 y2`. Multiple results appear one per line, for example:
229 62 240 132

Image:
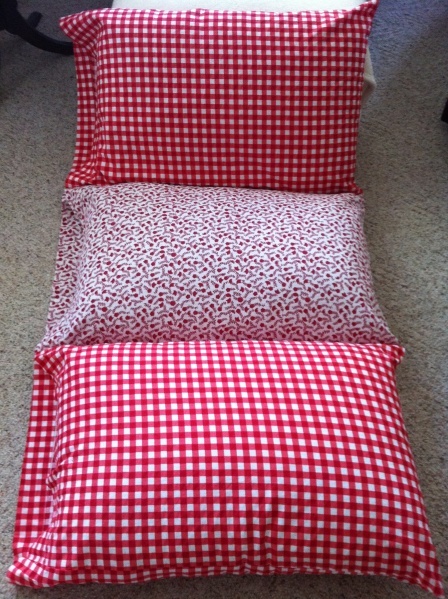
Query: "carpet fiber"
0 1 447 598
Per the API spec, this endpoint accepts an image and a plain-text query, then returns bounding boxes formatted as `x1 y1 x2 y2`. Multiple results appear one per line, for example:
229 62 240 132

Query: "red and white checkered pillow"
60 2 377 192
8 341 443 595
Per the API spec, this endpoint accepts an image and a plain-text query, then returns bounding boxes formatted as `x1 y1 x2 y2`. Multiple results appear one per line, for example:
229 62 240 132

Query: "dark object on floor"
0 0 73 55
442 98 448 123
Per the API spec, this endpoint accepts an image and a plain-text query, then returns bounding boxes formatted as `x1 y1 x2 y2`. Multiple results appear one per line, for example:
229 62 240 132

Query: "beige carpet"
1 0 447 598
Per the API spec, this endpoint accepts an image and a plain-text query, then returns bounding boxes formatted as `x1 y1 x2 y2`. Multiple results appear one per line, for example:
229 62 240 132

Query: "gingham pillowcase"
8 341 444 595
60 2 377 192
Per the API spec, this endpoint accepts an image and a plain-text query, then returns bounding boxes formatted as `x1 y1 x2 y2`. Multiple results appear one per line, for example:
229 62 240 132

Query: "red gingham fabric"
60 3 377 192
7 341 443 595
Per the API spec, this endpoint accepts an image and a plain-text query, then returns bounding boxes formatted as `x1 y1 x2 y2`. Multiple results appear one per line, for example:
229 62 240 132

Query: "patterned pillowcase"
8 341 443 595
60 2 377 193
37 183 396 349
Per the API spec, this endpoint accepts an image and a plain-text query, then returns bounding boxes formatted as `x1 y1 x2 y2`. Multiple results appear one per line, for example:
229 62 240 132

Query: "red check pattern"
8 341 443 595
60 3 377 192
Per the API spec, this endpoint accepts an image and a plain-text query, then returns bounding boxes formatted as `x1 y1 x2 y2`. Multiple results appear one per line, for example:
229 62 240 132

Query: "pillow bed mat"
37 183 397 349
7 1 444 596
7 341 443 595
60 1 377 193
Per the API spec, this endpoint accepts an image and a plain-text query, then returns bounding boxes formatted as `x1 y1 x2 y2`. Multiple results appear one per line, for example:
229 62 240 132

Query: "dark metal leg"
0 0 73 55
26 11 42 29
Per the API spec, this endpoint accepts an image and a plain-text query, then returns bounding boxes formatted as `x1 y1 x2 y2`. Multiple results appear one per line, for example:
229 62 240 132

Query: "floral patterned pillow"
38 183 396 349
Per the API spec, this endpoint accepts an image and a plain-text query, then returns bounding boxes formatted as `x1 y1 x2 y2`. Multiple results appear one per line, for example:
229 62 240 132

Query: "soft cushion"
60 3 377 192
109 0 377 106
112 0 369 9
37 183 396 348
7 341 443 595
